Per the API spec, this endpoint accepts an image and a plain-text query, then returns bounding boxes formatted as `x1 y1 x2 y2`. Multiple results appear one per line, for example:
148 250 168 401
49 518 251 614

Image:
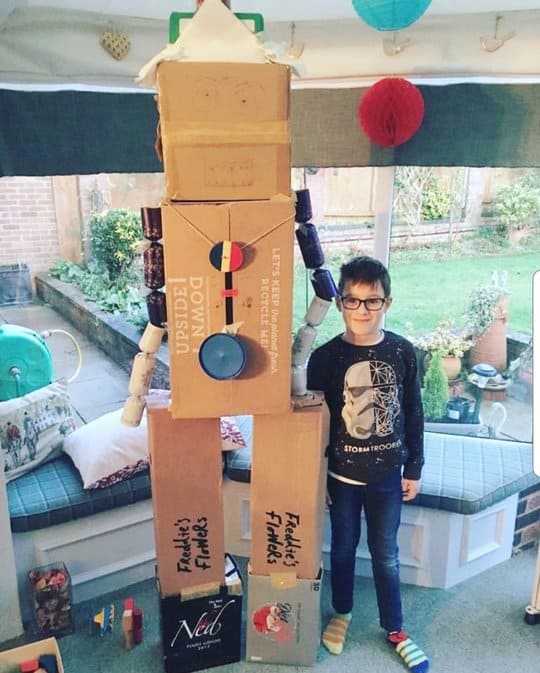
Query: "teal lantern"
352 0 432 31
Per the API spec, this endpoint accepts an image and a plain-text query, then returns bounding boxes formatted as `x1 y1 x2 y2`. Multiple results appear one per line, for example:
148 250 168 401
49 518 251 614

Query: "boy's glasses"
340 296 386 311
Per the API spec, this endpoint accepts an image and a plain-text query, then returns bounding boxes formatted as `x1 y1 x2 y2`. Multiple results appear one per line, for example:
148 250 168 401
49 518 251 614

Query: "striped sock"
387 631 429 673
322 613 352 655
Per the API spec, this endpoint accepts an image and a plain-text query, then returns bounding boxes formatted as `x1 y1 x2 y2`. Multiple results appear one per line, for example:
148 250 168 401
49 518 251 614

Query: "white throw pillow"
63 407 149 489
62 407 247 489
0 379 76 483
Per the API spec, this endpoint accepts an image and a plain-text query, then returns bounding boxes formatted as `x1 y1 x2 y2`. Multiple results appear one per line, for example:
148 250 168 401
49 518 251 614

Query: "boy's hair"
338 256 391 297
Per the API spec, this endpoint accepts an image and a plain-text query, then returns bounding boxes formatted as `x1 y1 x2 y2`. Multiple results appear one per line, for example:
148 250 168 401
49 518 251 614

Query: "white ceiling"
1 2 539 87
4 0 540 23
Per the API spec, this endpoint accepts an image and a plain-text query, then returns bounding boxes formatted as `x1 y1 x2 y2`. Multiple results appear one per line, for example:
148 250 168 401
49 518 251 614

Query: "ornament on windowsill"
100 24 131 61
351 0 432 31
358 77 425 148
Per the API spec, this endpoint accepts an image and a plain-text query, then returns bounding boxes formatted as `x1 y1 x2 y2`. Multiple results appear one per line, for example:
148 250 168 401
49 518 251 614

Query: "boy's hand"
402 478 420 501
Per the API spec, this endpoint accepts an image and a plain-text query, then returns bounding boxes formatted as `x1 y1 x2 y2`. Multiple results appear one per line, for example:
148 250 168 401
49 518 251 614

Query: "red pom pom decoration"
358 78 425 148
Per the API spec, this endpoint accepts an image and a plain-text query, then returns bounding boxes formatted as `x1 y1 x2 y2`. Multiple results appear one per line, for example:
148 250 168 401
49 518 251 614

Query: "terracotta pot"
423 353 462 381
469 319 507 372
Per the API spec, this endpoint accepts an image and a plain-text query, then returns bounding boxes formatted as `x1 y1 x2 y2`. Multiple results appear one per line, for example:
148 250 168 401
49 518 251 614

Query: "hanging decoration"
358 78 425 148
351 0 432 31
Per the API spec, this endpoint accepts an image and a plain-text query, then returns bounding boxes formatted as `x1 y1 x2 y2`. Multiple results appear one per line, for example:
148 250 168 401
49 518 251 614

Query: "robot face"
341 361 399 439
191 77 266 120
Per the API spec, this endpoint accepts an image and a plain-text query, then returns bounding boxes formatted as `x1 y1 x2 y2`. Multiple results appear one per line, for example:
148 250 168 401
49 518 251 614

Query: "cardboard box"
250 403 330 579
157 61 291 201
0 637 64 673
162 198 295 419
160 555 243 673
147 400 225 596
246 564 323 666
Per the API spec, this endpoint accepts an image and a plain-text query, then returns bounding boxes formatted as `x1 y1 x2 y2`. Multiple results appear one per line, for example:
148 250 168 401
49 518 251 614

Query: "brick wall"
0 176 60 277
514 482 540 553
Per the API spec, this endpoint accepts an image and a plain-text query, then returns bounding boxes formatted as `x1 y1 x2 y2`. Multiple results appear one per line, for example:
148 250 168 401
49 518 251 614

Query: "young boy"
307 256 429 673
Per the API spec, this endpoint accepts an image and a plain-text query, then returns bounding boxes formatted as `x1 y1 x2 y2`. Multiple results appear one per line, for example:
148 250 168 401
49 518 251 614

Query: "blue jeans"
327 471 403 631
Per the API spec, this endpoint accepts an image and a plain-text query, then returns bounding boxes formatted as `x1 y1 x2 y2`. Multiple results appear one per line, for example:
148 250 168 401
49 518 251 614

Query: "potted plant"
407 318 472 381
422 349 481 436
421 351 449 422
464 275 508 372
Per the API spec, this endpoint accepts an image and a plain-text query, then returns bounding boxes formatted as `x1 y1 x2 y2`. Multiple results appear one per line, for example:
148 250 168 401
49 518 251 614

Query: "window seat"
7 455 151 533
222 421 538 589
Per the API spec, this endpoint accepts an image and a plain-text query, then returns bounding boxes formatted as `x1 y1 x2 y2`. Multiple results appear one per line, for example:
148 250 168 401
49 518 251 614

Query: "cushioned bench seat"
7 415 252 534
221 420 538 588
225 419 537 515
7 455 151 533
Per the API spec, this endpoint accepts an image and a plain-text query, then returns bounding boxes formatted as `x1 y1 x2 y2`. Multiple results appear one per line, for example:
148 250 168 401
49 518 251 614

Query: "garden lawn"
293 251 538 348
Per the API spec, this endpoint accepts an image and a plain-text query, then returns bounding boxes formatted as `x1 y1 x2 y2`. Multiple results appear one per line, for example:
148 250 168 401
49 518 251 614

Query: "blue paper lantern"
352 0 432 31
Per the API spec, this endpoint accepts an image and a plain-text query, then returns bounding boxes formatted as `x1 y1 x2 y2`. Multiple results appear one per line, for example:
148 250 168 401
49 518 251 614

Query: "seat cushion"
7 453 151 533
223 425 538 515
415 433 538 515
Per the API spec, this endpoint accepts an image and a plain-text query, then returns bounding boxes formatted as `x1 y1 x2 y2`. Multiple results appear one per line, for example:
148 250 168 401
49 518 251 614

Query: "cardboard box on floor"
250 403 330 579
157 61 290 201
0 637 64 673
246 564 323 666
162 198 295 419
160 554 243 673
147 400 225 596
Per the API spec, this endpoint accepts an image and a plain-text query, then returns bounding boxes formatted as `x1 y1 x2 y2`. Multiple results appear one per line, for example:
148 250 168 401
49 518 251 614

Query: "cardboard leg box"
162 198 295 419
0 637 64 673
147 396 225 596
250 403 330 579
160 555 243 673
246 565 323 666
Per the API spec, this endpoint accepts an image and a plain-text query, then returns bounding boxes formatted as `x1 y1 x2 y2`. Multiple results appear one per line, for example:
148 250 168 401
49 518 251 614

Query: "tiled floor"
0 299 533 442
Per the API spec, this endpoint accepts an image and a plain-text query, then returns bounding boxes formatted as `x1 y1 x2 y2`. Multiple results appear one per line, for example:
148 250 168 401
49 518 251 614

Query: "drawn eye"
192 77 219 113
229 82 264 117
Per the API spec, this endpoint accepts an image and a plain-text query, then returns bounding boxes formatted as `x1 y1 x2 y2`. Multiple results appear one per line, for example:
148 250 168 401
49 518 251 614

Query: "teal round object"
352 0 432 31
199 333 246 380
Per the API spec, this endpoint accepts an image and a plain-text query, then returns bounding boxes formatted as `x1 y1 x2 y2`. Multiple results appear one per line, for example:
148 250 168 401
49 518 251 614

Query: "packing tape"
270 572 298 590
179 581 222 601
165 120 289 146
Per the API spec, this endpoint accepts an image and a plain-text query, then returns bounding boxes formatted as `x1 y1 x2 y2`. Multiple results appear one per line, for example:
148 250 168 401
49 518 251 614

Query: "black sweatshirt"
307 331 424 484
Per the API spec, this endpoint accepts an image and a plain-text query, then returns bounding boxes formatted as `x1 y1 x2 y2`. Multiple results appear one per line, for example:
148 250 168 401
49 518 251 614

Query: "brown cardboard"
157 61 290 201
147 402 225 596
162 198 295 419
250 403 330 579
246 565 323 666
0 637 64 672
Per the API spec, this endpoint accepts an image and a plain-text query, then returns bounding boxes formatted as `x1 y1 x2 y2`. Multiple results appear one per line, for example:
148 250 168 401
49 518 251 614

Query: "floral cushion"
0 379 76 483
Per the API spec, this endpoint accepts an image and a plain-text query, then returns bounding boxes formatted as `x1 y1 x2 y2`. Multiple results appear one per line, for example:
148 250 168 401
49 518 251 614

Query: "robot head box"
156 61 291 202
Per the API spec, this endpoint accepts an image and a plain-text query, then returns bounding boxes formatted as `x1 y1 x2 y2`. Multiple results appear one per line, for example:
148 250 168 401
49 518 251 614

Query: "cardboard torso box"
160 555 243 673
147 402 225 596
246 565 323 666
162 198 295 419
157 61 290 201
249 403 330 579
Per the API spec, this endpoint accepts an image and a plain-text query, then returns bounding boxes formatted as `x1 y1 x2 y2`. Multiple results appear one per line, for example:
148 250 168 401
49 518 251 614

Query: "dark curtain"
1 83 539 176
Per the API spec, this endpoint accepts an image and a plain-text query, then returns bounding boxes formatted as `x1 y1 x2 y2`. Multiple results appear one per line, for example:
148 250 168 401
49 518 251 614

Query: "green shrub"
89 209 142 277
491 172 540 235
421 174 451 221
422 352 449 421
